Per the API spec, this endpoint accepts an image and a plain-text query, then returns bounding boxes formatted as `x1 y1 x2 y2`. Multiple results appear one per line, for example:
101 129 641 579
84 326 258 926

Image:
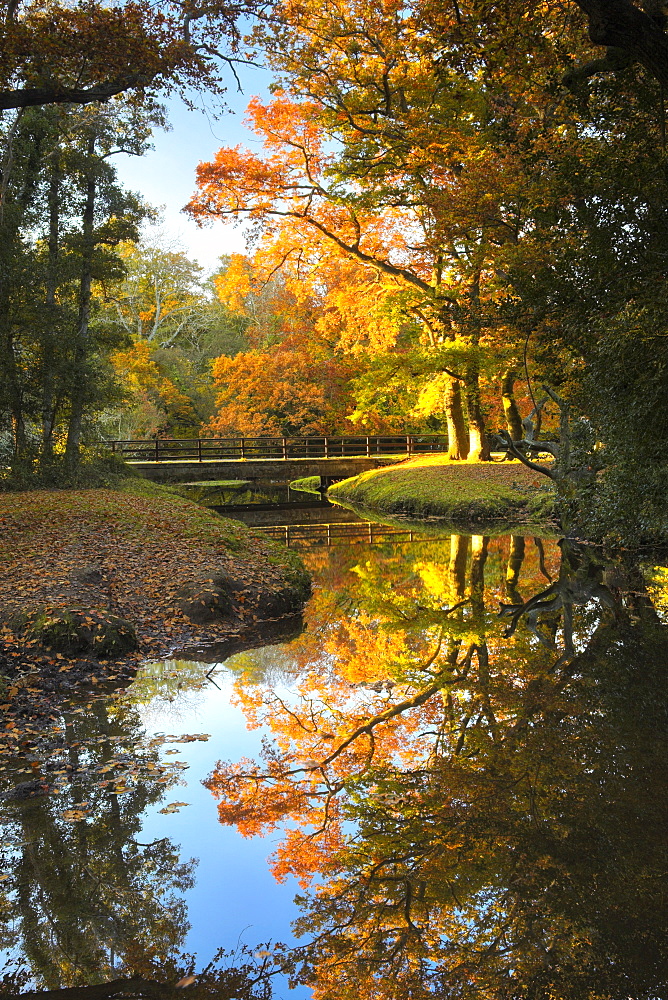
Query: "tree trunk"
464 366 490 460
65 136 96 474
573 0 668 88
0 112 46 467
41 154 61 464
463 270 490 460
469 534 488 597
0 325 28 460
443 374 468 459
501 370 524 442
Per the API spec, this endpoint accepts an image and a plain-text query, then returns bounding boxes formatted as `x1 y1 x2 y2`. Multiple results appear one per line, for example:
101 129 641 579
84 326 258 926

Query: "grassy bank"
0 479 310 719
328 455 557 528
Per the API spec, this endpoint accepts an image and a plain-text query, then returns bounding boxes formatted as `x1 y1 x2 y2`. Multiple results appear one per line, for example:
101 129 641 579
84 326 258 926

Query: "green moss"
28 609 138 657
289 476 322 495
328 455 557 528
176 480 252 489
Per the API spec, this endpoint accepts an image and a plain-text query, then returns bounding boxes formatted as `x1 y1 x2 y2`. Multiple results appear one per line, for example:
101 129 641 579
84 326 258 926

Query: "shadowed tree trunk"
572 0 668 87
0 112 46 465
505 535 525 604
65 134 96 474
449 533 469 601
41 150 61 464
501 371 524 442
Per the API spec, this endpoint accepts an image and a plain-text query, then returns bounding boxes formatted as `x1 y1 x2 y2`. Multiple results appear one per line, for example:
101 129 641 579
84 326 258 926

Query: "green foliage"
347 344 482 431
0 102 156 473
0 452 137 492
570 303 668 544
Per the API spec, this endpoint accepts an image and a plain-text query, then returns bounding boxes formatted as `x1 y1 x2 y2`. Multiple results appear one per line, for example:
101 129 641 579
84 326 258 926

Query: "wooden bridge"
110 434 448 463
109 434 448 484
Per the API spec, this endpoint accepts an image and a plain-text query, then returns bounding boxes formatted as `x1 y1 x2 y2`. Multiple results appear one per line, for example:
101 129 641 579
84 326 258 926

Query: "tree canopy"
0 0 260 111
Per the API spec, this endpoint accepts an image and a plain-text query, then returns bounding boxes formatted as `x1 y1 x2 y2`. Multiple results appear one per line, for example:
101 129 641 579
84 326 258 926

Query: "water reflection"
209 535 668 999
1 532 666 998
0 666 290 997
0 699 193 988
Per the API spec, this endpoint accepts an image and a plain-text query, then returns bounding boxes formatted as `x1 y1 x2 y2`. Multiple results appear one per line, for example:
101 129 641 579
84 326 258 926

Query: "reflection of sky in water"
131 662 311 997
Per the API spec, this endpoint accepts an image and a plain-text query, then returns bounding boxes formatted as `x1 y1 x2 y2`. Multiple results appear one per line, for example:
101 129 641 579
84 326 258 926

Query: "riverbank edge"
323 455 559 528
0 478 311 723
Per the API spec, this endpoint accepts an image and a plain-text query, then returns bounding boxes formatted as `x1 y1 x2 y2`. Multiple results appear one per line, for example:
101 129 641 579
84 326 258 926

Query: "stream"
1 497 667 998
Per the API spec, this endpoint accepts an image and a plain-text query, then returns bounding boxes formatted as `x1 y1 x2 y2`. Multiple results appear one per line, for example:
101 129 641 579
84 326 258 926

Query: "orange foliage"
205 333 361 437
206 248 414 435
206 534 563 860
205 534 654 1000
110 340 196 437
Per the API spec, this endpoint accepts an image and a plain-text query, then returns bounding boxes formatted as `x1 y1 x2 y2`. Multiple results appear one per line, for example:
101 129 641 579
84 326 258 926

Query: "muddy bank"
0 480 310 727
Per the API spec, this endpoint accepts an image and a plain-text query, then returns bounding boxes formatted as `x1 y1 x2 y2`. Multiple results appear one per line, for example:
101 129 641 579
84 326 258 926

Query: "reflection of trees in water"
128 659 218 726
0 699 195 990
2 944 277 999
207 535 668 999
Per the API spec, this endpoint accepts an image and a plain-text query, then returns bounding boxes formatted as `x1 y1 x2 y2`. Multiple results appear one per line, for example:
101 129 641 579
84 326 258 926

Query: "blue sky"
114 64 274 275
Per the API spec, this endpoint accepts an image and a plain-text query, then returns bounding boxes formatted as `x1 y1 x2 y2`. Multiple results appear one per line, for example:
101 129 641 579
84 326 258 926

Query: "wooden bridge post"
282 437 288 460
154 439 159 462
198 438 202 462
324 437 329 458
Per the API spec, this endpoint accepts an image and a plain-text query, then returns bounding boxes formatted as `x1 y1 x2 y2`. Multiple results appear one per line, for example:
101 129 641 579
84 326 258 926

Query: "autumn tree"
98 244 250 438
187 92 504 458
205 252 404 437
0 0 260 112
186 0 603 460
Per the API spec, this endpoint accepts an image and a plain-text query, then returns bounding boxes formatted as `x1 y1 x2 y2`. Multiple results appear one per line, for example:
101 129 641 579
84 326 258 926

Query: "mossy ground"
328 455 558 528
0 479 309 720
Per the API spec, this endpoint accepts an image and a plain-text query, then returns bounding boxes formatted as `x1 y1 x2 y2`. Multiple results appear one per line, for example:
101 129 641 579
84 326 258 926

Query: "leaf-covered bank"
327 455 557 529
0 480 310 723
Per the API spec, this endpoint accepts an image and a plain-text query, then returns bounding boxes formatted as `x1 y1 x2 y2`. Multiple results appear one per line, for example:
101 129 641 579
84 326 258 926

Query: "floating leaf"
159 801 190 814
61 808 89 822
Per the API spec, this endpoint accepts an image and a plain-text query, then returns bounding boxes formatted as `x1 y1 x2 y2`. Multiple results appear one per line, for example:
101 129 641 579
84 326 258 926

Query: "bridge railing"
257 521 436 548
109 434 449 462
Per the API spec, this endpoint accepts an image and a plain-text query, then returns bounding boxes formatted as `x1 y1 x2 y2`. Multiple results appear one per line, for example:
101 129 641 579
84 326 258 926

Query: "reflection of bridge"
255 520 437 548
110 434 448 463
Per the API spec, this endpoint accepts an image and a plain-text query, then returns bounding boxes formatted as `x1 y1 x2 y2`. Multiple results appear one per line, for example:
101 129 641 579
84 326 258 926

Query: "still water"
1 514 667 998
